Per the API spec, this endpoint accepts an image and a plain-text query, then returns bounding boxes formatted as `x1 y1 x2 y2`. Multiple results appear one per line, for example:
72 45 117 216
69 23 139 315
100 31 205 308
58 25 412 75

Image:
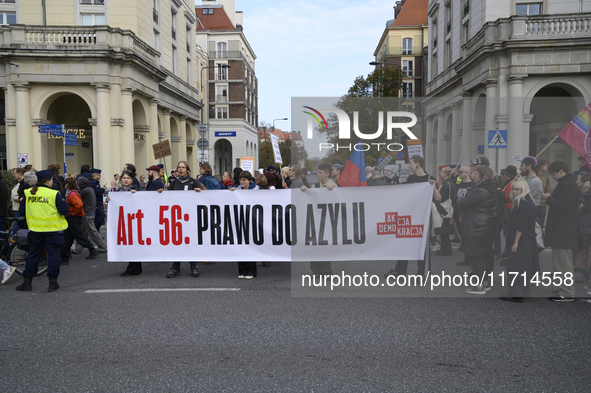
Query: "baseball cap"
471 156 490 166
500 165 518 178
519 156 538 167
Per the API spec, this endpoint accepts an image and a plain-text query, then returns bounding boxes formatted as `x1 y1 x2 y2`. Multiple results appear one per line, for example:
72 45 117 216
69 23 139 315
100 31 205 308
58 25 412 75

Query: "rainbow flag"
558 102 591 167
339 140 367 187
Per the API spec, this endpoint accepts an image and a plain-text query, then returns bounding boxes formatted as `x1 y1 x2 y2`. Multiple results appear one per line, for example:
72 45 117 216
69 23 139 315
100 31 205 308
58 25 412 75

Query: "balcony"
0 25 161 65
208 50 246 60
379 46 424 57
153 10 158 24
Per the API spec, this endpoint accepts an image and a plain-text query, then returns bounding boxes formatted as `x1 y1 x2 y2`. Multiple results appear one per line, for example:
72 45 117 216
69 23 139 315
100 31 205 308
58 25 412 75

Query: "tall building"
373 0 428 141
196 0 258 175
0 0 202 178
423 0 591 175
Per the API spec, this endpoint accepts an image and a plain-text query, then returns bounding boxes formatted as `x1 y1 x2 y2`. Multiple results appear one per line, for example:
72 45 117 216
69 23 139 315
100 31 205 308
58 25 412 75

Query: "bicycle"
1 217 48 276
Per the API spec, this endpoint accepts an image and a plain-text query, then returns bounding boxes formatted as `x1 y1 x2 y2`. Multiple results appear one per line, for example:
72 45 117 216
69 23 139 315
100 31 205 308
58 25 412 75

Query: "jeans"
0 258 9 270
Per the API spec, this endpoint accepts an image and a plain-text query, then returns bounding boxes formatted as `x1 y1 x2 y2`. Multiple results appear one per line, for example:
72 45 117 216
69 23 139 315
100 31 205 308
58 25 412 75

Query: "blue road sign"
64 133 77 141
215 132 236 137
478 145 485 154
65 140 78 147
50 129 64 137
39 124 64 133
488 130 508 148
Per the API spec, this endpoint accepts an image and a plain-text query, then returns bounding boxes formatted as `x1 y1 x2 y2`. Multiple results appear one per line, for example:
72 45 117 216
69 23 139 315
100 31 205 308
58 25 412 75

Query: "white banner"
106 184 433 262
271 134 283 164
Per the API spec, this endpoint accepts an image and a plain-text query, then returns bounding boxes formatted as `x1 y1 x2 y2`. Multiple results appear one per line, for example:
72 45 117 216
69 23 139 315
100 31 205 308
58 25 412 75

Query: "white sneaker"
2 266 16 284
238 275 245 279
245 275 254 279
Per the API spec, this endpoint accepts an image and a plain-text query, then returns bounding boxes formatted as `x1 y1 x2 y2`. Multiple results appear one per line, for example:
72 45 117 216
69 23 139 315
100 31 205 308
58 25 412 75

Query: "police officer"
16 170 69 292
90 168 106 233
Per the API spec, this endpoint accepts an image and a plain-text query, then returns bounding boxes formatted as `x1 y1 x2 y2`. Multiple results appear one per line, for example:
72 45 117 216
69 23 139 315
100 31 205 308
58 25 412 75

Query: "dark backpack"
494 190 510 225
203 176 222 190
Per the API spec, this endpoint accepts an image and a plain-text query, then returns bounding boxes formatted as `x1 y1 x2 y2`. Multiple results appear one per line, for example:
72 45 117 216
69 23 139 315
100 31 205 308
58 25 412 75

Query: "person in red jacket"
60 177 99 263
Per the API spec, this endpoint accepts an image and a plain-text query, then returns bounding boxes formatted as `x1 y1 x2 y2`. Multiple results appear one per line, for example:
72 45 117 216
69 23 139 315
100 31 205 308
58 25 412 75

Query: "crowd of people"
2 154 590 304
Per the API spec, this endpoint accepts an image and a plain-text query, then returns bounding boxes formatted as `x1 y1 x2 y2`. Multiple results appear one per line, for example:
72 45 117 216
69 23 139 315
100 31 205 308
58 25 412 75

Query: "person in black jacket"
0 173 8 233
458 166 499 295
574 172 591 283
542 160 580 301
500 180 539 302
165 161 204 279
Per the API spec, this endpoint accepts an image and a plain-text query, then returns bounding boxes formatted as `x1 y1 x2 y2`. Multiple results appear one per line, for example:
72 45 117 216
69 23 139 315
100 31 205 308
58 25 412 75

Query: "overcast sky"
232 0 396 132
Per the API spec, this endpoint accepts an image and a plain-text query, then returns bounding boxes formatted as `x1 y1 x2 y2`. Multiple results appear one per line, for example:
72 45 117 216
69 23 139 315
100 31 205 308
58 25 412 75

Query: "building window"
202 8 215 15
172 45 177 73
463 21 469 44
217 42 227 58
81 14 105 25
403 82 413 98
217 65 228 80
186 58 192 85
216 85 228 102
402 38 412 55
402 60 413 77
515 3 542 15
153 29 160 51
445 40 452 68
186 25 192 53
445 5 451 35
432 21 438 50
431 53 438 80
153 0 159 24
464 0 470 16
217 107 228 119
171 8 177 41
80 0 105 4
0 12 16 25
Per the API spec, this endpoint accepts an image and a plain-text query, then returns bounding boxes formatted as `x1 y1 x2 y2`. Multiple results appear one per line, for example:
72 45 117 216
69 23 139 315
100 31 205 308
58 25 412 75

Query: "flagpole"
502 133 562 192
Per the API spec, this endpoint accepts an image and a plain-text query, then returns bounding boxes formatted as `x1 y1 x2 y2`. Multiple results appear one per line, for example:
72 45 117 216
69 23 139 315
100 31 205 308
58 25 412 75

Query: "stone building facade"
423 0 591 175
0 0 203 178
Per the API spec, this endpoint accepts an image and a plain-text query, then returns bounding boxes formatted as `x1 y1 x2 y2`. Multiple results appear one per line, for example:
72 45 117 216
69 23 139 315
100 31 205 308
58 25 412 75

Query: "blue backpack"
203 176 222 190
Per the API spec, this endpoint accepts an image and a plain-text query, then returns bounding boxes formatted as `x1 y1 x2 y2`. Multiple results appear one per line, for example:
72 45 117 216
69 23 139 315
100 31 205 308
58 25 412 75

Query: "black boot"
48 277 60 292
16 276 33 292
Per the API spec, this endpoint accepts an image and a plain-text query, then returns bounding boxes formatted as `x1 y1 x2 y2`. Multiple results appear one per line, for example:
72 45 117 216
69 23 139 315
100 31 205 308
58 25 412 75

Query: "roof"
196 6 236 31
391 0 428 27
258 128 302 142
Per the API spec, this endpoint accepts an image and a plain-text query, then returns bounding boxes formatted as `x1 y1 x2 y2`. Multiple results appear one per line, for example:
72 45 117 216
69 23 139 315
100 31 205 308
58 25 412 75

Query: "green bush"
2 169 18 217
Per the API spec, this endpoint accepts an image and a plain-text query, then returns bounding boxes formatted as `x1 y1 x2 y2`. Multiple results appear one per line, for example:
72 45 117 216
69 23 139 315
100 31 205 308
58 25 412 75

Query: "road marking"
85 288 241 293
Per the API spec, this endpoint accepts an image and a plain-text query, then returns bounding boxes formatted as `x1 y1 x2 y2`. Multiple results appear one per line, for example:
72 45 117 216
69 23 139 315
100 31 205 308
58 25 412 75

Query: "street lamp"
270 117 288 166
199 63 230 167
369 61 402 144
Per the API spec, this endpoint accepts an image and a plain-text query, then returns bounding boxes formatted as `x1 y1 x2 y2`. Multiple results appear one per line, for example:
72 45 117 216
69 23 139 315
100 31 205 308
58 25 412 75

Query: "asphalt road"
2 244 590 392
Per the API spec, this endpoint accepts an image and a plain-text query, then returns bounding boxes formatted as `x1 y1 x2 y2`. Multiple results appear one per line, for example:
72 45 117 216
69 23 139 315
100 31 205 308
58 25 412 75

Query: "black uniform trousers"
61 215 94 261
24 231 64 279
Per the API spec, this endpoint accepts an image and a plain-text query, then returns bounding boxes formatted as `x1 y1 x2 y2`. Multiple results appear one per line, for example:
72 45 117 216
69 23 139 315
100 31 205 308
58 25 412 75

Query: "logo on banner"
377 212 423 238
302 106 418 152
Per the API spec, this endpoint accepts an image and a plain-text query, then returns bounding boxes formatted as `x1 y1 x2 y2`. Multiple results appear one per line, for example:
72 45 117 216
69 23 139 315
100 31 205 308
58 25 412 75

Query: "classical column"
508 75 526 163
179 116 188 163
522 114 534 161
461 91 473 163
120 87 135 168
93 83 114 181
4 86 17 168
148 98 160 162
162 109 173 168
484 78 499 169
436 110 445 168
424 114 434 174
14 83 34 167
451 103 461 164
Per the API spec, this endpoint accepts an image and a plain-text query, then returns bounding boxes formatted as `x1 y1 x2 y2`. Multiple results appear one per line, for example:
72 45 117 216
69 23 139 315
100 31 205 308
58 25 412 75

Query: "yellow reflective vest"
25 187 68 232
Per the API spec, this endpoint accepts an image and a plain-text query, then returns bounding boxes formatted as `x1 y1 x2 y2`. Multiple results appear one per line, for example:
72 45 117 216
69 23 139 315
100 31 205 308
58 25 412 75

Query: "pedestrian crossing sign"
488 130 507 148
